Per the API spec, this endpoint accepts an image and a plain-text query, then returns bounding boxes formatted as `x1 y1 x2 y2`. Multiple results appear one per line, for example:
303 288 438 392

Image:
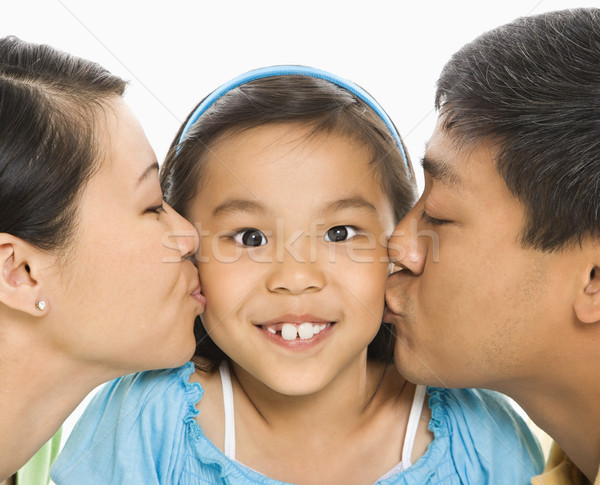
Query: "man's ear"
573 264 600 324
0 233 48 316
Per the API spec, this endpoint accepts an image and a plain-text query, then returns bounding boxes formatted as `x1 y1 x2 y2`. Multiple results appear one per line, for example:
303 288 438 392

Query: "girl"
0 37 205 483
52 66 543 484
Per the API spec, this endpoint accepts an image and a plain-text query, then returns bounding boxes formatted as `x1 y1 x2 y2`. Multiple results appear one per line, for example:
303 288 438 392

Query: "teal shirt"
51 363 544 484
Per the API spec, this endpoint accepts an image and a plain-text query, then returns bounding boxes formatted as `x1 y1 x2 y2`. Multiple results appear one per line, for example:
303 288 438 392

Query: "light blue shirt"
51 362 543 484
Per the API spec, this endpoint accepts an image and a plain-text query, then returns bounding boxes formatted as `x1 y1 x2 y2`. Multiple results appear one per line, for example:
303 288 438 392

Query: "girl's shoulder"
419 387 544 484
86 362 204 427
50 363 203 484
188 358 227 451
380 387 544 484
51 361 288 485
427 387 535 442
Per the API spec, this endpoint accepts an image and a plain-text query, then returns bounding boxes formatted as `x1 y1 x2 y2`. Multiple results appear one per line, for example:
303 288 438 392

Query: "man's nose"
388 202 430 276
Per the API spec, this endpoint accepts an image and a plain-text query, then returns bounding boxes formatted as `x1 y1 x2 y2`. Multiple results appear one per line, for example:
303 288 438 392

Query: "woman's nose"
164 203 199 259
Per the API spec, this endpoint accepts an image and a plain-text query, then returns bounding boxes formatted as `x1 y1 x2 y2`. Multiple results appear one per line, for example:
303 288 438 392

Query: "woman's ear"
573 265 600 324
0 234 48 316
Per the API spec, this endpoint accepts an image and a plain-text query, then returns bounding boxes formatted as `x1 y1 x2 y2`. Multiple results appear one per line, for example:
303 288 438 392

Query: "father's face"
385 121 577 390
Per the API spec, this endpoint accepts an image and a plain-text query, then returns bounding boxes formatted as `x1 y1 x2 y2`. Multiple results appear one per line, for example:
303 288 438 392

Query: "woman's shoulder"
50 362 203 484
426 387 545 483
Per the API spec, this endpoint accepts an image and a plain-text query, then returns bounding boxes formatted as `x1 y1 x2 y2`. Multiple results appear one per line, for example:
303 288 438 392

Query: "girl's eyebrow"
323 197 377 214
212 198 268 217
211 197 377 218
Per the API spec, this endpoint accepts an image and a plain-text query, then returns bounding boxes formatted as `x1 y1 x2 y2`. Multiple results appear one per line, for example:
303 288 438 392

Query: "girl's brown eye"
324 225 358 242
232 228 267 247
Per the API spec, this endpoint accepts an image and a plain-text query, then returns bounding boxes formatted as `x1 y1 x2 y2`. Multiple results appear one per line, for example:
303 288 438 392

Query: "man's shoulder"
531 442 596 485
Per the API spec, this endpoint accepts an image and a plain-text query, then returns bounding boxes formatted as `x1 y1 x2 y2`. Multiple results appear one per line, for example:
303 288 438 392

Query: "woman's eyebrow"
136 162 159 187
212 198 268 217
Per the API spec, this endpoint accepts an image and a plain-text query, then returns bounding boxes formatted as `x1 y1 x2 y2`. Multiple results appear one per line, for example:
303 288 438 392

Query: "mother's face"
41 97 205 374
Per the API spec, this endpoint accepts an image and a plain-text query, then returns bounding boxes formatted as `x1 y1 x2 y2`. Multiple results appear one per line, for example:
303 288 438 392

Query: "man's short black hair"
435 8 600 251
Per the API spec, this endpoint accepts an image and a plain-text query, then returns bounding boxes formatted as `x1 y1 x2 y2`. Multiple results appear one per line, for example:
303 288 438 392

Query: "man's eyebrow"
136 162 159 187
212 198 268 217
323 197 377 214
421 155 462 191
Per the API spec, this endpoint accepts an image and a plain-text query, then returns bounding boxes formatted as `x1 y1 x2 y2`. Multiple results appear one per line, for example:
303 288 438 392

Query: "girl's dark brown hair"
160 75 417 372
0 36 126 253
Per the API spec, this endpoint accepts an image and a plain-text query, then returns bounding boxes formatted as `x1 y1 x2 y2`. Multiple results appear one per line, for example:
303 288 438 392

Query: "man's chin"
393 342 443 387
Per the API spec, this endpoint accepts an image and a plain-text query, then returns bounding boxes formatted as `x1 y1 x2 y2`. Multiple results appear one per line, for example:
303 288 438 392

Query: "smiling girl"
52 66 543 484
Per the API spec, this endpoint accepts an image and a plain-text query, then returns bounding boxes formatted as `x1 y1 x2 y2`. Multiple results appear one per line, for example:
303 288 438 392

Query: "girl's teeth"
281 323 298 341
276 322 330 340
298 322 314 340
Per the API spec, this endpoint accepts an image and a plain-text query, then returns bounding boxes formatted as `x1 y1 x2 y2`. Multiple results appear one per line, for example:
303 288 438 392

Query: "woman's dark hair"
0 36 127 253
435 8 600 251
161 75 417 372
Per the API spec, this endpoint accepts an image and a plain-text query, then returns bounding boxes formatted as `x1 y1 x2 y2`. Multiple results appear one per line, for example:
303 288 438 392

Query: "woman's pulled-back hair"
0 36 127 252
161 75 417 372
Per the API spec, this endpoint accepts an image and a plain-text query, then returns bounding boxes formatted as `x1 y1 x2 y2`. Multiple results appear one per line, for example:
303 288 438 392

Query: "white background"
1 0 592 467
3 0 597 194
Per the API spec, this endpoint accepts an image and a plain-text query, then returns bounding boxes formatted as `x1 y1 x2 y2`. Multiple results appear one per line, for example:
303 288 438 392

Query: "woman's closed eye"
231 228 268 247
324 225 359 242
145 202 166 217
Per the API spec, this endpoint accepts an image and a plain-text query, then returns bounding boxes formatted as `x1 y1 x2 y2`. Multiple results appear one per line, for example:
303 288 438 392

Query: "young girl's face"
188 123 395 395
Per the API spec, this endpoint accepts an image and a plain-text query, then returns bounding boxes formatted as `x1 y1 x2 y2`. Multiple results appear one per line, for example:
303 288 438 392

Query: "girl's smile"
255 314 337 349
188 122 395 396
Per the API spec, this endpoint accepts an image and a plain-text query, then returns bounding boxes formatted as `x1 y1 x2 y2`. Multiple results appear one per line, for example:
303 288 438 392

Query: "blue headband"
178 65 409 169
